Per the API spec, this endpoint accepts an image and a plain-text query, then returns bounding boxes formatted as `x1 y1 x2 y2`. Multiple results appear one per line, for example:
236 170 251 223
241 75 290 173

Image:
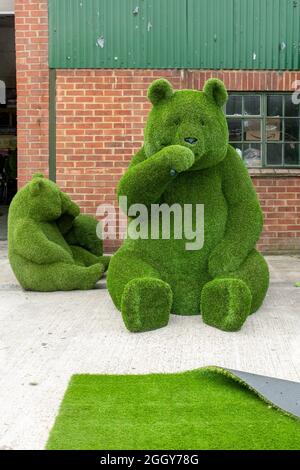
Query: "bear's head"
13 174 79 222
144 78 229 170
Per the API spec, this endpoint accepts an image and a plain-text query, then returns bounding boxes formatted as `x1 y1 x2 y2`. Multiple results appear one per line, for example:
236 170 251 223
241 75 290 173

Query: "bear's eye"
172 117 180 126
200 118 205 127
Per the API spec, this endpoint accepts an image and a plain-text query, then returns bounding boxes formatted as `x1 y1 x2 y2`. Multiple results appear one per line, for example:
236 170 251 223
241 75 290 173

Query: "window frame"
225 92 300 168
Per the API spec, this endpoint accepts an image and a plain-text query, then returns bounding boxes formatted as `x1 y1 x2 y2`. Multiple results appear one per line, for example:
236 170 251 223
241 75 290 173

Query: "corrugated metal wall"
49 0 300 69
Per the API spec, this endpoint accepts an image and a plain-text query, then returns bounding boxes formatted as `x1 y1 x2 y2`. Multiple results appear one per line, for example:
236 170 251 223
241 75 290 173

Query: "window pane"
0 112 10 130
244 95 260 115
284 143 299 165
227 118 242 141
266 118 282 141
267 95 283 116
226 95 242 115
267 143 282 165
285 118 299 141
284 95 299 117
243 144 262 167
244 119 261 141
12 112 17 130
230 143 243 160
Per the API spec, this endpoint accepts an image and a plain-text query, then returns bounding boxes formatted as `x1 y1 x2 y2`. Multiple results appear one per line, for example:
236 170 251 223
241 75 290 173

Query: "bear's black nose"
184 137 198 145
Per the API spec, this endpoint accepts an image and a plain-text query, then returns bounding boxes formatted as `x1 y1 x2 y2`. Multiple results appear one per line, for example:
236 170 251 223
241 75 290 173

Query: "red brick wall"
15 0 300 253
253 176 300 253
15 0 49 183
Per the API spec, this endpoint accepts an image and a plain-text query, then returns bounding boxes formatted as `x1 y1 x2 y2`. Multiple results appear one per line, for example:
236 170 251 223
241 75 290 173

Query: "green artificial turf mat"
47 367 300 450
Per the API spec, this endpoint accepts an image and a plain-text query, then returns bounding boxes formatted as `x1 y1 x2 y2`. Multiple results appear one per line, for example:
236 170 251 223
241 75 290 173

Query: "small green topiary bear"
8 174 109 291
107 78 269 332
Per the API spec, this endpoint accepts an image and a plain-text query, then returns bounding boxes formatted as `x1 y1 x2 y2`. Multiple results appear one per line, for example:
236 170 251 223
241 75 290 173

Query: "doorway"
0 13 16 240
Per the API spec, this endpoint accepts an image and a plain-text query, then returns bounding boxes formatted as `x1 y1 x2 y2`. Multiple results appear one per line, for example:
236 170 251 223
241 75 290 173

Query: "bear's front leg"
201 250 269 331
201 278 252 332
107 251 173 333
122 278 173 333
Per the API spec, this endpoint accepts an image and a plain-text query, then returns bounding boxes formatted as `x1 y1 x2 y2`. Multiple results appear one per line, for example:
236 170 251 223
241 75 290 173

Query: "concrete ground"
0 240 299 449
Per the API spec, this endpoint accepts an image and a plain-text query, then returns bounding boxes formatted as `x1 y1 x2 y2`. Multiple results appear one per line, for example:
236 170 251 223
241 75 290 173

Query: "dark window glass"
267 143 282 165
12 113 17 129
227 118 242 141
285 118 299 142
0 112 9 128
267 95 283 116
226 95 242 115
284 95 299 117
284 143 299 165
244 95 260 115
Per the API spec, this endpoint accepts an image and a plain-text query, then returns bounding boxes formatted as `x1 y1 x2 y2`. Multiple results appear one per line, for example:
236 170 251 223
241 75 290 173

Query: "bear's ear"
203 78 228 107
147 79 174 105
32 172 44 179
29 178 44 196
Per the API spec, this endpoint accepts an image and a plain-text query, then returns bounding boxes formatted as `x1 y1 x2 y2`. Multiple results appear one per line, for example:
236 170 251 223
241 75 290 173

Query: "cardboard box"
246 130 280 141
245 118 280 141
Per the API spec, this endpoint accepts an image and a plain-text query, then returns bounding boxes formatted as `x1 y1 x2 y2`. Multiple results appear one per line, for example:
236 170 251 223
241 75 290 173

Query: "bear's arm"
13 219 73 265
56 191 81 235
208 146 263 277
117 145 194 211
60 191 80 218
64 214 103 257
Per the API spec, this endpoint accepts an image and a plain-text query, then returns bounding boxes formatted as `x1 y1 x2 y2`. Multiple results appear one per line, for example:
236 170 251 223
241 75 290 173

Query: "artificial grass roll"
47 367 300 450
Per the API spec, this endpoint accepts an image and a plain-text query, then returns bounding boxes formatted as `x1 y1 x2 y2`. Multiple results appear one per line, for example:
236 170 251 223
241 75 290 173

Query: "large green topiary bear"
107 78 269 332
8 174 109 291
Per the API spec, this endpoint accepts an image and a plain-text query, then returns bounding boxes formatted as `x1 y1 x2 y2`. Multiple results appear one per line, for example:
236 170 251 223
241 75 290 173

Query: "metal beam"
49 68 56 182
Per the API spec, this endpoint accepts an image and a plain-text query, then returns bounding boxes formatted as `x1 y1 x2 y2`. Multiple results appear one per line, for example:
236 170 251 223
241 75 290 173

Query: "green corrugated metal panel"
49 0 300 69
49 0 187 68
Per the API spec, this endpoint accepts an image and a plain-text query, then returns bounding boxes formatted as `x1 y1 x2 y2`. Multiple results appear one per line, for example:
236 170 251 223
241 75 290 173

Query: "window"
0 80 5 104
225 93 300 168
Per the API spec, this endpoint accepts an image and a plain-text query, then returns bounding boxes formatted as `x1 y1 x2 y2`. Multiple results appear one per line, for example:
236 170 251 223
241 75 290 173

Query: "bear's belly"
124 170 228 288
40 222 73 254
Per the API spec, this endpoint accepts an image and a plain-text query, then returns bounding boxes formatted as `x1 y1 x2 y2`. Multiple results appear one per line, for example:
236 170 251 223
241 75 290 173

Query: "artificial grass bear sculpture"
8 174 109 291
107 78 269 333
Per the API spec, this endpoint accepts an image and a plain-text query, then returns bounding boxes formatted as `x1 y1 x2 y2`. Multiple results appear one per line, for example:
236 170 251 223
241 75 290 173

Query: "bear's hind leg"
107 251 172 332
201 249 269 331
70 245 110 271
24 261 104 291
